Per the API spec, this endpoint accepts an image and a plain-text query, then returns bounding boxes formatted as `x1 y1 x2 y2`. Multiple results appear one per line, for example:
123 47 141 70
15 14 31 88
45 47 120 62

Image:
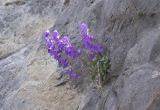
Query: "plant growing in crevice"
43 23 110 86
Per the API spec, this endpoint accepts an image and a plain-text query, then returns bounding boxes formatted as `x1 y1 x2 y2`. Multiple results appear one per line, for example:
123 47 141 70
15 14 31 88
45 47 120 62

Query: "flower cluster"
44 23 104 79
80 23 104 60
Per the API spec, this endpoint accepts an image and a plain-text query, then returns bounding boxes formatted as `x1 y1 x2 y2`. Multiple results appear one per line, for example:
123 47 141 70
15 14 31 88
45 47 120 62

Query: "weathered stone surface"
0 0 160 110
0 0 80 110
51 0 160 110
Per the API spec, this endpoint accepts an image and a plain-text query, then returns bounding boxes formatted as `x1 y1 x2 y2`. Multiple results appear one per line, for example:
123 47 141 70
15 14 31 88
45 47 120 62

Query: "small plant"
43 23 110 86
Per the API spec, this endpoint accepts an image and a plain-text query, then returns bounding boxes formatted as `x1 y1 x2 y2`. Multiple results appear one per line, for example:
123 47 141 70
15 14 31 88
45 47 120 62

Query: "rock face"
0 0 160 110
0 0 80 110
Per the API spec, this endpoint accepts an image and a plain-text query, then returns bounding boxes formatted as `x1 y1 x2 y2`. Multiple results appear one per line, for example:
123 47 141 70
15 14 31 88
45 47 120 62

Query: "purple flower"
57 40 65 50
51 30 59 42
53 53 61 60
77 49 82 55
65 45 77 59
43 30 49 37
80 23 88 34
70 73 78 79
85 35 93 42
48 45 55 54
66 69 73 75
89 52 95 60
66 69 78 79
61 36 70 44
46 38 52 47
60 58 68 68
44 23 106 81
82 41 93 50
94 44 104 53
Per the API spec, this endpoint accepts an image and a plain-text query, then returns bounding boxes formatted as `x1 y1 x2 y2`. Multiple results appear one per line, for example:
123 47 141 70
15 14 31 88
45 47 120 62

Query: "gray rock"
50 0 160 110
0 0 160 110
0 21 4 32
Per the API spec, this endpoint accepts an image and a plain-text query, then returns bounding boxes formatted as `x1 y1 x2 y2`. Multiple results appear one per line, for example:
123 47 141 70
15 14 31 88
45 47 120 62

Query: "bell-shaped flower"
80 23 88 35
61 36 70 44
51 30 60 42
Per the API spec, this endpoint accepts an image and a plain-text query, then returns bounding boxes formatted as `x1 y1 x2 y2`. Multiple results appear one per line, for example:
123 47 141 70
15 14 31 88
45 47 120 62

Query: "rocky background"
0 0 160 110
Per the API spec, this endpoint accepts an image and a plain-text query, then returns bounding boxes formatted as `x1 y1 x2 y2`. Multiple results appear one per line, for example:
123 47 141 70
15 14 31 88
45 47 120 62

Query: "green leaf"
92 59 98 66
92 73 97 80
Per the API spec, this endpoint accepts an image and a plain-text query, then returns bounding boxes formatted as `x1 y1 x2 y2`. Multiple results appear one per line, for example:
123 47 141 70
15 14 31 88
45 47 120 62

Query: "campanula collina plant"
44 23 110 86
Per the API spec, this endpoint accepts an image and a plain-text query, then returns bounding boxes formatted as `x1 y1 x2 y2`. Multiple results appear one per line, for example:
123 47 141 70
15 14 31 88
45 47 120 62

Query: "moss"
137 12 147 17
